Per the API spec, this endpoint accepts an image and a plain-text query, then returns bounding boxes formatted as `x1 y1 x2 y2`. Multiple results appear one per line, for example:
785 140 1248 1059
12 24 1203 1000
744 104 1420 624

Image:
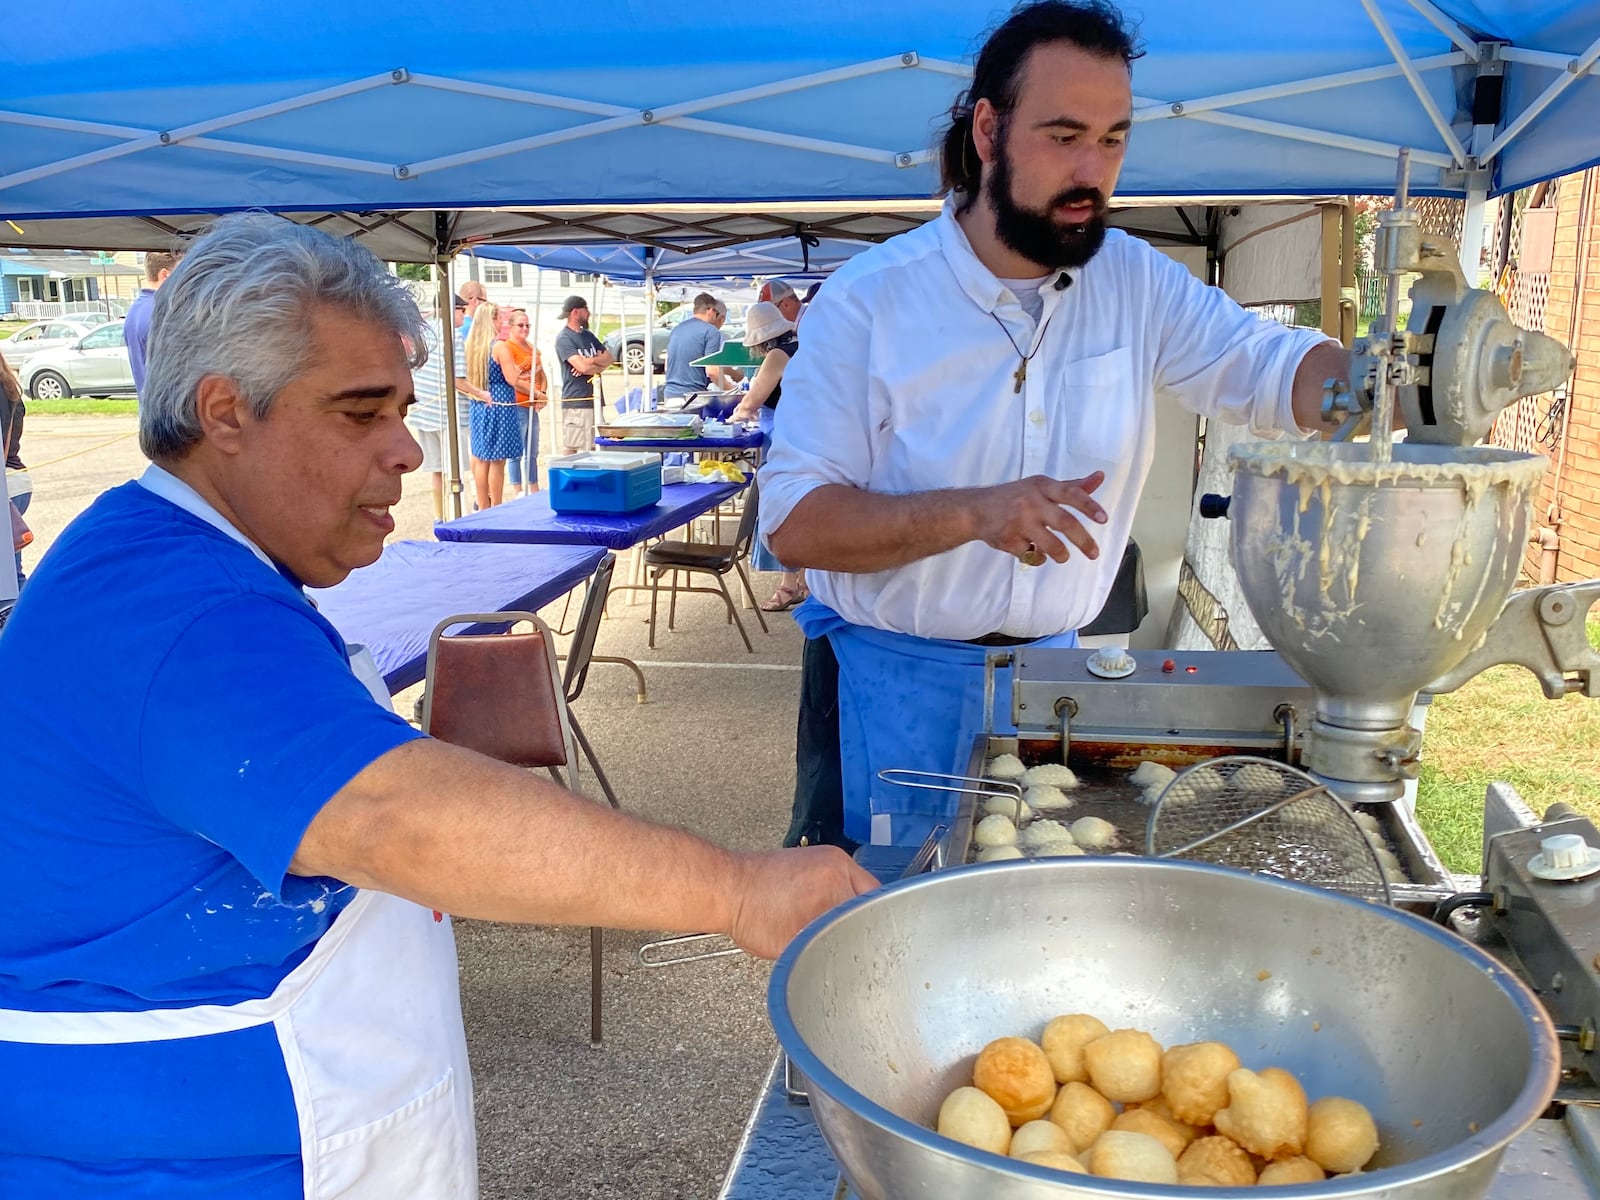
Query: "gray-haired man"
0 214 873 1199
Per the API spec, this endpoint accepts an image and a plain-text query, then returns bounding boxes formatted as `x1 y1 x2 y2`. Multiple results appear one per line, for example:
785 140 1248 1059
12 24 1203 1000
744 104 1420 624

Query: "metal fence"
5 300 128 321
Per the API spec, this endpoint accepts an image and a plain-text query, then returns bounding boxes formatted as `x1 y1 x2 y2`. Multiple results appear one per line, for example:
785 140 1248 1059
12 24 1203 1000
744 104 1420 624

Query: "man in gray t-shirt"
554 294 613 454
662 293 739 404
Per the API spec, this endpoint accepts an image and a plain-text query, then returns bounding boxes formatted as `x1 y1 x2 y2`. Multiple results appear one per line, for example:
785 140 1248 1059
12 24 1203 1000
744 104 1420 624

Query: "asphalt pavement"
15 414 813 1199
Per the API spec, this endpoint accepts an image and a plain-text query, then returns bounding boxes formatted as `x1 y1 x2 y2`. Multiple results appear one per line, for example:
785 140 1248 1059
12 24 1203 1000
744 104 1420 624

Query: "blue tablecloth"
311 540 605 692
433 481 743 550
594 430 766 453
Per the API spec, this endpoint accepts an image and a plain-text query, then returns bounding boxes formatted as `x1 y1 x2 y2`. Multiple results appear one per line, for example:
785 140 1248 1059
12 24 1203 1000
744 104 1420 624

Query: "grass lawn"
1 321 27 341
1415 617 1600 872
25 398 139 416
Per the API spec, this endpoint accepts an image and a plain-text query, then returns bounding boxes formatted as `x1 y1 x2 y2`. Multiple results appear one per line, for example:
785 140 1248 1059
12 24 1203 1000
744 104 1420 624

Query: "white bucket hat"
742 301 796 347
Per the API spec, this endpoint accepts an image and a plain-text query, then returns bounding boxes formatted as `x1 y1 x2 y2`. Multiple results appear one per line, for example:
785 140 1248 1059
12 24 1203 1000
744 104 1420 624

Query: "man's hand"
726 846 879 959
972 472 1108 562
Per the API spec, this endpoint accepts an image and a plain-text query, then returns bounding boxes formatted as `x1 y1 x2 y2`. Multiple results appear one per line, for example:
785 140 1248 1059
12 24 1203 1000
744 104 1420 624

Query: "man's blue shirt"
122 288 157 394
663 315 723 398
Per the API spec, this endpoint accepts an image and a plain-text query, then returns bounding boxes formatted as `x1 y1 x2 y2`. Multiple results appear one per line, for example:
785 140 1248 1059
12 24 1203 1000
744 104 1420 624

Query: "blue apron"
795 599 1077 846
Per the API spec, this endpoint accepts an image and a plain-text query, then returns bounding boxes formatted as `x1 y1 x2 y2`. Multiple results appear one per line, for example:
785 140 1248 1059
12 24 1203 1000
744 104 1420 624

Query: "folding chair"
420 610 608 1049
644 481 768 652
558 553 636 811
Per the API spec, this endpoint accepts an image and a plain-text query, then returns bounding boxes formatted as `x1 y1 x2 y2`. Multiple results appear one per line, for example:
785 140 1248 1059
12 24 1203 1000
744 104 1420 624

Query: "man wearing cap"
554 294 612 454
757 0 1345 849
663 293 743 408
759 279 805 329
457 279 488 341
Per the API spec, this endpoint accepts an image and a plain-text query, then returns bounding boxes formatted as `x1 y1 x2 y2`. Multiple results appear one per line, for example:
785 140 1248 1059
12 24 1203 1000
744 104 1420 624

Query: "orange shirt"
506 340 534 406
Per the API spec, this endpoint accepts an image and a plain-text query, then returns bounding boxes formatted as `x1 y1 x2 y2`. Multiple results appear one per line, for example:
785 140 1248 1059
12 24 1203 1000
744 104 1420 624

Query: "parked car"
21 321 136 399
603 305 742 376
2 317 100 368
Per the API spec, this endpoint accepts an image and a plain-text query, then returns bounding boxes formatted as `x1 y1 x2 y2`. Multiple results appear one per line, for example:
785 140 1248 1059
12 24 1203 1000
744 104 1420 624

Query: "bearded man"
756 0 1349 850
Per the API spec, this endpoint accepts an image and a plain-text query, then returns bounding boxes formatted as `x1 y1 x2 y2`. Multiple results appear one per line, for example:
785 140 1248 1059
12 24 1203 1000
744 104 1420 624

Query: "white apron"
0 468 480 1198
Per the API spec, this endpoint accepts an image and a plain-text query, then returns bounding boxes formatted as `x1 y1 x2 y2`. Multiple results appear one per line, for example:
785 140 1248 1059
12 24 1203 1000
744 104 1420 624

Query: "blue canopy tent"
1 0 1597 271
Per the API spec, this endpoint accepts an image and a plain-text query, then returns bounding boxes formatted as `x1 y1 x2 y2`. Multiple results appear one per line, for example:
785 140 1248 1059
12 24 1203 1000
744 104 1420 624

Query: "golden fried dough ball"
1132 1095 1203 1144
1177 1135 1258 1186
1040 1013 1109 1084
1010 1120 1076 1158
1019 1151 1087 1174
1113 1106 1194 1160
1049 1081 1116 1150
1259 1155 1329 1184
1087 1130 1180 1184
973 1037 1057 1126
1214 1067 1308 1161
937 1086 1011 1155
1305 1096 1380 1174
1162 1041 1241 1126
1083 1028 1164 1104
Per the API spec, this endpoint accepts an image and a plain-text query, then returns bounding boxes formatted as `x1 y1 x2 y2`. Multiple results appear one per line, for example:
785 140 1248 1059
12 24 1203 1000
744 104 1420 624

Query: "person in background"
759 279 806 329
464 302 523 509
1 349 30 590
732 302 806 613
662 292 741 407
457 279 488 341
123 249 183 397
554 295 612 455
406 292 483 521
0 212 872 1198
503 308 546 495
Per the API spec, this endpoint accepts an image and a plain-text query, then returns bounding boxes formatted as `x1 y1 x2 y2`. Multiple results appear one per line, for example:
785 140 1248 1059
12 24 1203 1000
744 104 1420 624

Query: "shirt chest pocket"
1059 346 1137 464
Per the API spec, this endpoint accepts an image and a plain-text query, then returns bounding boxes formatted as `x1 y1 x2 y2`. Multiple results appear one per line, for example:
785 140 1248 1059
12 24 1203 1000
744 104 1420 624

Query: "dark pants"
784 636 857 853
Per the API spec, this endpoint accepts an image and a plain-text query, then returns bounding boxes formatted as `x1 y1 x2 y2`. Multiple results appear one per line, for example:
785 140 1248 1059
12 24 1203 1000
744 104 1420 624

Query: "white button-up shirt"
759 202 1333 642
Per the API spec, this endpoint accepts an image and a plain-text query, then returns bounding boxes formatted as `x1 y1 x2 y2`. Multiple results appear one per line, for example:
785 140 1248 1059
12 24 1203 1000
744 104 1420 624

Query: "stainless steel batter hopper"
1227 441 1546 801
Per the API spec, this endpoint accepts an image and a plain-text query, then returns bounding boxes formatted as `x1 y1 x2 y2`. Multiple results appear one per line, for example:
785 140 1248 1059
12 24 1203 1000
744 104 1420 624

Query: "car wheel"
623 342 648 376
30 371 70 401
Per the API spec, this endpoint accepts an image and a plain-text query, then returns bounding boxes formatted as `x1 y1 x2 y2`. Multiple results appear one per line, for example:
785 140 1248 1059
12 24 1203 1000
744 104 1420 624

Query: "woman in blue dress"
464 302 525 509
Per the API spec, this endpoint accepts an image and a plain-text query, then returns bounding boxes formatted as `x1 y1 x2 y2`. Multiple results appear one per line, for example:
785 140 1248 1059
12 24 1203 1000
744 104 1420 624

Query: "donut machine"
720 160 1600 1198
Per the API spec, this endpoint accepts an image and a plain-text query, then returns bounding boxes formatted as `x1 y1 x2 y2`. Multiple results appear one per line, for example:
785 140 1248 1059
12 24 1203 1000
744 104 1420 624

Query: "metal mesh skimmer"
1145 756 1391 905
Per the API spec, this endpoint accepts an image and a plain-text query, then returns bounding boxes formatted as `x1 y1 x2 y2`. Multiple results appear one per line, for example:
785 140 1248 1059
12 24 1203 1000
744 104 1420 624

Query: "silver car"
2 317 100 368
21 321 136 399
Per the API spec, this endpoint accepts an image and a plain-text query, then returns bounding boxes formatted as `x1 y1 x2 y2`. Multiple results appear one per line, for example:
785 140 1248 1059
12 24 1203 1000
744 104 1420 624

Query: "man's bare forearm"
291 740 741 935
767 484 981 572
1291 340 1350 436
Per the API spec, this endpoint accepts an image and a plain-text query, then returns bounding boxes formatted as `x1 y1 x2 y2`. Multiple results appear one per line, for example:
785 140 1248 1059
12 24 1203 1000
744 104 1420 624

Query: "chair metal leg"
716 573 755 652
647 568 661 649
735 563 770 634
570 714 623 810
590 925 603 1049
668 569 680 631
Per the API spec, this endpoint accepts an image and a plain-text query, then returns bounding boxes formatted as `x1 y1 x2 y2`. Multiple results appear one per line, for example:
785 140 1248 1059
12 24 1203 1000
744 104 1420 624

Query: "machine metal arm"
1426 581 1600 700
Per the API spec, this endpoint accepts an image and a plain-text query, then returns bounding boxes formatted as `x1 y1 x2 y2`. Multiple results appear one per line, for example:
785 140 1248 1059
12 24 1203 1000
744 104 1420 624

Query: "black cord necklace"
989 306 1058 394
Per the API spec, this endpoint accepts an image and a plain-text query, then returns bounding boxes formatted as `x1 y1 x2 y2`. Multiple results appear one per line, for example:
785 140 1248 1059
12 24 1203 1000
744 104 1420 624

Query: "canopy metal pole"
591 278 605 442
1483 33 1600 164
1358 0 1470 166
643 253 657 411
435 212 465 520
529 278 543 487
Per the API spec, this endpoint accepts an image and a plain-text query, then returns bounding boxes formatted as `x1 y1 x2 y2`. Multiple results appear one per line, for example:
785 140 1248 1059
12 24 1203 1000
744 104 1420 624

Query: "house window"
481 263 509 285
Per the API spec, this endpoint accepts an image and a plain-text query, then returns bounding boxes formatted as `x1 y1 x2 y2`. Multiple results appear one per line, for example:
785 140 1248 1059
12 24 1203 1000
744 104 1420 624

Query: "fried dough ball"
974 813 1019 847
975 845 1024 862
1259 1155 1329 1184
1019 1151 1087 1174
1177 1135 1258 1186
1017 818 1071 848
1233 761 1286 796
1035 840 1085 856
1162 1040 1241 1126
984 793 1033 822
1132 1095 1203 1146
1129 761 1176 791
1024 784 1074 811
1087 1130 1179 1184
1305 1096 1380 1174
937 1086 1011 1156
1040 1013 1109 1084
1112 1106 1193 1160
1083 1028 1164 1103
1068 816 1118 851
1214 1067 1308 1161
1177 765 1225 797
985 753 1026 781
1010 1119 1077 1158
1049 1081 1116 1150
1022 763 1080 788
973 1037 1057 1126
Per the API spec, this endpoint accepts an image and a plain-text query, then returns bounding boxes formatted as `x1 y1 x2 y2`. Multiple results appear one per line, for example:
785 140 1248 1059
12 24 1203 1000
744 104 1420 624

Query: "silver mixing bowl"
770 859 1558 1200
